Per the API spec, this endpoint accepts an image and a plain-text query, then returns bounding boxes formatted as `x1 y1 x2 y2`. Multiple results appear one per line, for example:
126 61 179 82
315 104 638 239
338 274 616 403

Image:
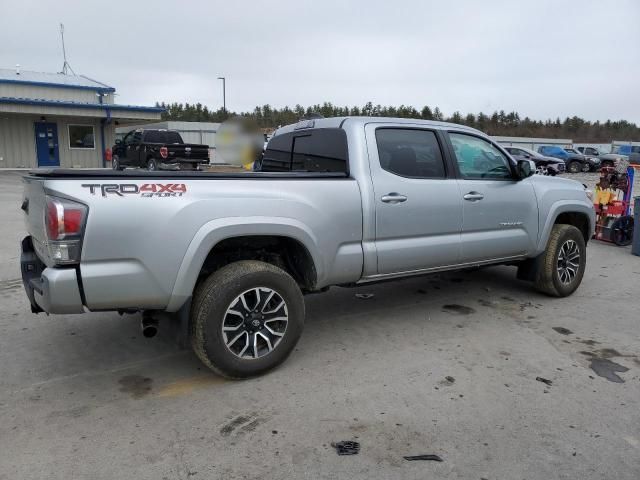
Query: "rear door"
446 131 538 262
365 124 462 274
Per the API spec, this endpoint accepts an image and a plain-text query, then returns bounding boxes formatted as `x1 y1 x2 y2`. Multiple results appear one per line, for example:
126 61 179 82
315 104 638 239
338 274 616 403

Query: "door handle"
381 193 408 204
463 191 484 201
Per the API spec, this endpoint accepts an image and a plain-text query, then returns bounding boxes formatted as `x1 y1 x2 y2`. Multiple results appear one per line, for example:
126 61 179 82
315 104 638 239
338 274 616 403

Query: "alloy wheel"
556 239 580 285
222 287 289 359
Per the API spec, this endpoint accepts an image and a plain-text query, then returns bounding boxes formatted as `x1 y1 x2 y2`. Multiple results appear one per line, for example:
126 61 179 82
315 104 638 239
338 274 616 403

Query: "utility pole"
217 77 226 115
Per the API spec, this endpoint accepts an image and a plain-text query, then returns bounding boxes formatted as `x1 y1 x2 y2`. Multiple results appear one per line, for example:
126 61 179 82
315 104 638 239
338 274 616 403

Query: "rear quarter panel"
39 177 364 311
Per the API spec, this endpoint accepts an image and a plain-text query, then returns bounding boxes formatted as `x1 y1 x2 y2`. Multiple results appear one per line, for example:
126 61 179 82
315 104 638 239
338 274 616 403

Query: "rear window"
260 128 348 173
144 131 183 144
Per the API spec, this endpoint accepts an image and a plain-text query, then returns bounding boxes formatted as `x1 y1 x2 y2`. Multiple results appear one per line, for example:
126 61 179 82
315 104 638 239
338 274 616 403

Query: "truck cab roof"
273 116 485 137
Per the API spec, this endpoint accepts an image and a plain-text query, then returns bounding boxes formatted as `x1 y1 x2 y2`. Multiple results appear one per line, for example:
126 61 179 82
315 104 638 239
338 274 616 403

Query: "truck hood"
600 153 626 161
529 173 586 191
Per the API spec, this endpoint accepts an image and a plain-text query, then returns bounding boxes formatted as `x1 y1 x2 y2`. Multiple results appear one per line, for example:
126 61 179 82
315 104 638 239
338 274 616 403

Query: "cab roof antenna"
59 23 76 75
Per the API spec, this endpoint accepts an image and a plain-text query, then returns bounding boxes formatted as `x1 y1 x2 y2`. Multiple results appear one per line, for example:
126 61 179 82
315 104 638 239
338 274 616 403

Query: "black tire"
611 215 634 246
190 260 305 378
534 224 586 297
567 161 581 174
112 155 123 171
147 158 158 171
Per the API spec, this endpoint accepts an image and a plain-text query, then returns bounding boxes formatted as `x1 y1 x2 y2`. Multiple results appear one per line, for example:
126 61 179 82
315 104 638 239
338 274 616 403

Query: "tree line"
155 101 640 142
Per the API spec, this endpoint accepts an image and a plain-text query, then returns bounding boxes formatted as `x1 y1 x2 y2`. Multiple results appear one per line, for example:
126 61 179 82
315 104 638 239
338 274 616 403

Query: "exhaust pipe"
141 314 159 338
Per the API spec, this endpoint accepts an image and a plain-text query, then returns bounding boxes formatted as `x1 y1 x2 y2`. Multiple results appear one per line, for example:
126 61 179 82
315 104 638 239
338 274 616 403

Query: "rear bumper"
20 236 84 314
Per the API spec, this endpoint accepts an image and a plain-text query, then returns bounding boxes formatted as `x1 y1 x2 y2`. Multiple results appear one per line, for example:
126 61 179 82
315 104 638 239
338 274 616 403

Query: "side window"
123 131 135 145
375 128 446 178
449 132 513 180
291 129 348 172
132 131 142 144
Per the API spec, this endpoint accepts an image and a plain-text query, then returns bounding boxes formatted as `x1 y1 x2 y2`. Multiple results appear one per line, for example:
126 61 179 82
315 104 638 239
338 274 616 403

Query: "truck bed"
28 169 349 179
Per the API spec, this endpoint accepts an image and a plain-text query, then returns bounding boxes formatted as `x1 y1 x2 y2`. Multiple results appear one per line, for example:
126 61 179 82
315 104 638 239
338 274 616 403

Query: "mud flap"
20 236 44 314
516 253 544 282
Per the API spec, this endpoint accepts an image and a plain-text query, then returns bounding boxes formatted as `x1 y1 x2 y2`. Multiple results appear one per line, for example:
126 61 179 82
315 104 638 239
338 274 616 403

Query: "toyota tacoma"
20 117 595 378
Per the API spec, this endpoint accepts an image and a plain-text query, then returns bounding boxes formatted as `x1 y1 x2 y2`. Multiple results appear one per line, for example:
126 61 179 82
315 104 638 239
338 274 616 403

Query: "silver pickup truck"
20 117 595 378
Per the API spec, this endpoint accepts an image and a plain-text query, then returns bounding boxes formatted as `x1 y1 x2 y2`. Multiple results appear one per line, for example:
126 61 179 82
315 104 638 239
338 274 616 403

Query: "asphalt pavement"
0 170 639 480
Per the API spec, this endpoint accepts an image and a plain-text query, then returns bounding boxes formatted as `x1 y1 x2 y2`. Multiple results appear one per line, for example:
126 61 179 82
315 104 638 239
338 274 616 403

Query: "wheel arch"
537 202 594 253
166 218 322 312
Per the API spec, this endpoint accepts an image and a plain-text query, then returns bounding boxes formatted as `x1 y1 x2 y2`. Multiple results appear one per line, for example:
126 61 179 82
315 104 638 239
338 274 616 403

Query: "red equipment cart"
593 165 635 246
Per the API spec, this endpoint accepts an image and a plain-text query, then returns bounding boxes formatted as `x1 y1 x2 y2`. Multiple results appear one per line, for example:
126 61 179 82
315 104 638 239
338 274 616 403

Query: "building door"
34 122 60 167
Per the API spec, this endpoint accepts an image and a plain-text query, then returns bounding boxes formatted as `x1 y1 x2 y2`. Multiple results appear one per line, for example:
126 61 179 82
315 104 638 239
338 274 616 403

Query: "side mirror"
517 159 536 179
115 139 122 145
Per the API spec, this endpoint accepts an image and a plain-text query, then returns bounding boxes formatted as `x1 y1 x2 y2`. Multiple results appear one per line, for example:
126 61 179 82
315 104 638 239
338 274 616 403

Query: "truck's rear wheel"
190 260 305 378
534 224 586 297
147 158 157 171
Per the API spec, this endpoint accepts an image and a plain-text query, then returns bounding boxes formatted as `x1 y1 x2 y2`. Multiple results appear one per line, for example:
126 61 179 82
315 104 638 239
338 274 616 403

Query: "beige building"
0 68 162 169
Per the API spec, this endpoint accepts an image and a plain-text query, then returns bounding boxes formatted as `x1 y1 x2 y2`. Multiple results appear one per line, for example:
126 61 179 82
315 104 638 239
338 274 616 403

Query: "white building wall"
0 116 35 168
0 84 113 104
0 114 114 168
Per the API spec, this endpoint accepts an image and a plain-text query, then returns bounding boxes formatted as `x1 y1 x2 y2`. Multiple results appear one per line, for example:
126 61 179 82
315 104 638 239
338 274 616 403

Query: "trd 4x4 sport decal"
81 183 187 197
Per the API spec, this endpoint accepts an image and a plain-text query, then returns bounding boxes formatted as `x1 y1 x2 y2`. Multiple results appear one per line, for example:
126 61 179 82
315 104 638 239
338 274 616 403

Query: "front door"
447 132 539 262
34 122 60 167
365 124 463 275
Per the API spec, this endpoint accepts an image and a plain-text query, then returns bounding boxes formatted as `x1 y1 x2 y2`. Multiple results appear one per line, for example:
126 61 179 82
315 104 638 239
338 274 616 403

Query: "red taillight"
46 199 62 240
45 197 87 241
160 146 168 159
63 209 83 235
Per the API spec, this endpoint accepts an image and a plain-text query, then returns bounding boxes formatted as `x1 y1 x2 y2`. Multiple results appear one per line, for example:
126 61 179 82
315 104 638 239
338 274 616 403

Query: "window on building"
68 125 95 149
375 128 446 178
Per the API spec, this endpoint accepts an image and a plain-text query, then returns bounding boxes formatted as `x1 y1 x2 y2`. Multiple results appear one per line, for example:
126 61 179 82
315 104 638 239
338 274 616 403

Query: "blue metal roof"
0 96 164 113
0 68 115 92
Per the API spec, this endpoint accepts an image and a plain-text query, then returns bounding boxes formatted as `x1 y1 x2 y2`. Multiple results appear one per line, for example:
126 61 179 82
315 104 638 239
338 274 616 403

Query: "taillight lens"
44 196 87 264
160 147 168 159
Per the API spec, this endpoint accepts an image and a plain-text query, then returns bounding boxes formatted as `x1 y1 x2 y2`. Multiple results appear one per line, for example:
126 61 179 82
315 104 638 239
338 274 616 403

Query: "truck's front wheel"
190 260 305 378
534 224 586 297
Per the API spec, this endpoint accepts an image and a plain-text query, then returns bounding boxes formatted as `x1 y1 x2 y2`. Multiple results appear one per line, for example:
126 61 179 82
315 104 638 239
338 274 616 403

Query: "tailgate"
22 176 48 250
168 144 209 161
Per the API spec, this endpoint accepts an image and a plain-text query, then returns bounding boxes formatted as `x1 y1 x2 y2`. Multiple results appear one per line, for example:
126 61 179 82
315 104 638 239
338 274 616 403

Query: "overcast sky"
1 0 639 122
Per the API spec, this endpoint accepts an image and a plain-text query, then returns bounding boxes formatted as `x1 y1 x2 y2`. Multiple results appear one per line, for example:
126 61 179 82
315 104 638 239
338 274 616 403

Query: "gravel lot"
0 170 639 479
